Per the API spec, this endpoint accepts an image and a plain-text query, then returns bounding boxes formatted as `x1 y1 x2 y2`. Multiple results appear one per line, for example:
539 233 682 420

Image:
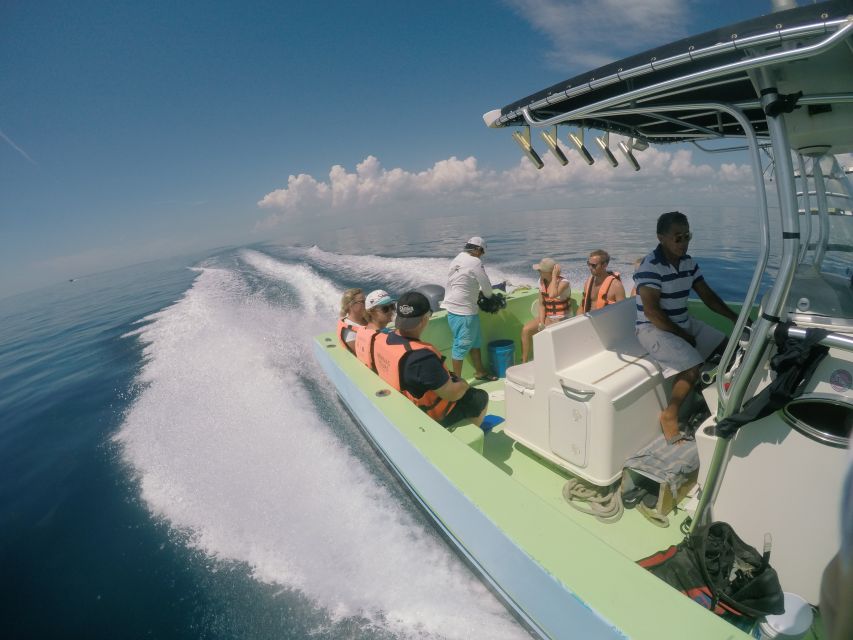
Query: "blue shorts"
447 312 482 360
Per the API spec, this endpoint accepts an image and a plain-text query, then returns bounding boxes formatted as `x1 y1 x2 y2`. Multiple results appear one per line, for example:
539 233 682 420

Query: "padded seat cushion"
506 361 536 389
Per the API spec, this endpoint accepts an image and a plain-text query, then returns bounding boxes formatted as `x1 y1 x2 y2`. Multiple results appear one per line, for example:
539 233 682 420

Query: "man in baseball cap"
466 236 487 250
370 291 490 429
442 236 497 380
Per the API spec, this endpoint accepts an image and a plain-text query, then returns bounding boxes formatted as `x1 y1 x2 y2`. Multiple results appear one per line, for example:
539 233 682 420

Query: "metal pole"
690 88 802 531
813 156 831 269
797 154 812 263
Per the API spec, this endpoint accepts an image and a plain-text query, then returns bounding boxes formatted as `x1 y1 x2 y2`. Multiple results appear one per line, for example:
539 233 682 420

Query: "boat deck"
459 377 692 560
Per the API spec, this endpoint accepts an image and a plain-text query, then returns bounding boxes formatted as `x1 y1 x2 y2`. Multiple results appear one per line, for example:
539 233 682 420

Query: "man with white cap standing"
442 236 497 381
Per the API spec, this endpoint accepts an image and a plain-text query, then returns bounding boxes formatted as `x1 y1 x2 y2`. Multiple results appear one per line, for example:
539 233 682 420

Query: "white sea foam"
116 260 528 639
293 245 537 291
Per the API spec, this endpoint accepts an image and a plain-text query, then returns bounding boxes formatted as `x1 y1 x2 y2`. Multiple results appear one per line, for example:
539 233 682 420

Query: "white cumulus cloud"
256 136 757 229
503 0 688 70
259 155 482 212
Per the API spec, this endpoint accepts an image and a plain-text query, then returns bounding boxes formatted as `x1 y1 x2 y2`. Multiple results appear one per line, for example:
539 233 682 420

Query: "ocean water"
0 205 816 639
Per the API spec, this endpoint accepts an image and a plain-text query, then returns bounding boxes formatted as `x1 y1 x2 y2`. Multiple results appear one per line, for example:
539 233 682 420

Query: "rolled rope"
562 477 624 523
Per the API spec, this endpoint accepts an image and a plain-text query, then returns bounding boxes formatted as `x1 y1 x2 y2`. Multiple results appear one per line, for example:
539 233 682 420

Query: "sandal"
474 373 499 382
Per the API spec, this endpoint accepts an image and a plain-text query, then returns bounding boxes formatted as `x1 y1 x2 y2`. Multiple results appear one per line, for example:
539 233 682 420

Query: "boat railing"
785 325 853 352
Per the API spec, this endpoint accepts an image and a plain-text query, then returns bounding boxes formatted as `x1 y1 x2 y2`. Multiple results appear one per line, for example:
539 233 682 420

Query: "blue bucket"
488 339 515 378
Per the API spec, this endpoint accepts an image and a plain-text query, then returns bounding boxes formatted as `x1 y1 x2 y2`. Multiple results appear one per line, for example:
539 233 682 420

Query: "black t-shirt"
385 333 450 398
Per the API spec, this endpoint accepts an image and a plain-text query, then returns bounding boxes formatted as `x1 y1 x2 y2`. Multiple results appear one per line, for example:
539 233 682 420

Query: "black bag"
715 323 828 439
638 522 784 618
477 291 506 313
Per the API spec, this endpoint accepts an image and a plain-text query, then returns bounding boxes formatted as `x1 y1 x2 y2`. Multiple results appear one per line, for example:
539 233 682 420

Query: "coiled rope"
636 502 670 528
562 477 623 523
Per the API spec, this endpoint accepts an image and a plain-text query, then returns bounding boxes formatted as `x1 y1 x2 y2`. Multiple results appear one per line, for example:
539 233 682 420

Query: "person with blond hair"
337 288 368 354
521 257 572 363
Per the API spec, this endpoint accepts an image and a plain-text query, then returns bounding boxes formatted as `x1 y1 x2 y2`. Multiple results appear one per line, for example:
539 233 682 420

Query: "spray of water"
116 252 529 639
292 245 536 292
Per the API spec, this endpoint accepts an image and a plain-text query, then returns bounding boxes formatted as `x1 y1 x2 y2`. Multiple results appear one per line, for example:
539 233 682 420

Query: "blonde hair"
339 288 363 319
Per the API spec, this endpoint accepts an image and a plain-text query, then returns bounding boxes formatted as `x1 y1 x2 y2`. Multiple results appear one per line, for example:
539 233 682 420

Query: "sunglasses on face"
587 261 603 268
378 305 394 313
351 298 366 306
672 232 693 243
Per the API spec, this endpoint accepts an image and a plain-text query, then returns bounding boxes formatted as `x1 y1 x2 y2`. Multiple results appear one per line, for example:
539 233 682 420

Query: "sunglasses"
377 305 394 313
587 261 603 268
672 232 693 243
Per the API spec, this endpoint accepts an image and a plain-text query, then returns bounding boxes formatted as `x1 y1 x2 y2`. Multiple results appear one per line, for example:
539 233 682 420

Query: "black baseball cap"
395 291 431 318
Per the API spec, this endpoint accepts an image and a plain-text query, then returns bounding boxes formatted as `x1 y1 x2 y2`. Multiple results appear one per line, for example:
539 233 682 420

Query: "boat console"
504 299 668 486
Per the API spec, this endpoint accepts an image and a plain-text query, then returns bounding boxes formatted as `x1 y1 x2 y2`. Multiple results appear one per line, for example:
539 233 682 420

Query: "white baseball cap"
467 236 487 250
365 289 395 310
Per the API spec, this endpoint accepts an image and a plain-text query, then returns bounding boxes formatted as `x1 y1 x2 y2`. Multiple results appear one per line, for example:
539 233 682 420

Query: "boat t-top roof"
485 0 853 151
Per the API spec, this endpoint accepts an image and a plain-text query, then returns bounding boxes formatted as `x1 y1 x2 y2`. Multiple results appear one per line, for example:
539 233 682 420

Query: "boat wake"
115 248 530 639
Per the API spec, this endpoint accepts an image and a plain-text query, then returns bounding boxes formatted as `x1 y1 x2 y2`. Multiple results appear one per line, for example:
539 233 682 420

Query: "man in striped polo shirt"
634 211 738 444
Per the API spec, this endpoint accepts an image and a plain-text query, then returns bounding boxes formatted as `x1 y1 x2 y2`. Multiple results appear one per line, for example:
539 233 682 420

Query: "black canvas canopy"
488 0 853 145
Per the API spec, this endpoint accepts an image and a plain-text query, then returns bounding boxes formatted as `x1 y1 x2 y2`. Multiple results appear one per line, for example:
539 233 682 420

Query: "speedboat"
314 2 853 637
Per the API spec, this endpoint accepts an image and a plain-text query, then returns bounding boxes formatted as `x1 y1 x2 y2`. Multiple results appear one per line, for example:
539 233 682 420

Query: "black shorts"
440 387 489 427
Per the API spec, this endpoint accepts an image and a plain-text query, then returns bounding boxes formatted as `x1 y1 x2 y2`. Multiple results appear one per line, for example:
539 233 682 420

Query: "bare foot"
660 412 686 445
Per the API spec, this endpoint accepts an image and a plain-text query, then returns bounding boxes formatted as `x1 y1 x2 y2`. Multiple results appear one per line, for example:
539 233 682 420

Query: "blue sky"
1 1 777 297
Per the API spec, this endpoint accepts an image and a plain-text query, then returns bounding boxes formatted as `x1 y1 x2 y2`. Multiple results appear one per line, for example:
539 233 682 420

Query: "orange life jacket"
354 325 380 370
372 332 456 422
582 272 620 312
336 317 360 354
539 277 571 318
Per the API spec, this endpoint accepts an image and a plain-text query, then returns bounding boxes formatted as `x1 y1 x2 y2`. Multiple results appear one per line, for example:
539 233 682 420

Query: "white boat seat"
506 361 536 389
504 299 668 485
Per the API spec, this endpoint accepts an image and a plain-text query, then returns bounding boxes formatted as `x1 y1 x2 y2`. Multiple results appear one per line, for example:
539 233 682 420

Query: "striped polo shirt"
634 244 704 327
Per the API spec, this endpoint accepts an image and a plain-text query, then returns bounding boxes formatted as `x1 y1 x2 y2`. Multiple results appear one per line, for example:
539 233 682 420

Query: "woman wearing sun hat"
520 257 572 363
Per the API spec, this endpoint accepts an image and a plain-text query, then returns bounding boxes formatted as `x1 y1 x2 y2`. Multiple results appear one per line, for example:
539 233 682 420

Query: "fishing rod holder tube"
567 128 595 164
618 140 641 171
595 132 619 167
511 126 544 169
540 127 569 166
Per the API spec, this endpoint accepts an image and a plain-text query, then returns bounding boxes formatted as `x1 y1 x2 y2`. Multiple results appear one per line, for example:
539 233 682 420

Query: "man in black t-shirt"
393 291 489 428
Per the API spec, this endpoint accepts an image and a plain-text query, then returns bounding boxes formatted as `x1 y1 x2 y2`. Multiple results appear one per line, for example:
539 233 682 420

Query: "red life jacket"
336 317 361 354
539 277 571 318
582 272 620 312
354 325 380 370
372 332 456 422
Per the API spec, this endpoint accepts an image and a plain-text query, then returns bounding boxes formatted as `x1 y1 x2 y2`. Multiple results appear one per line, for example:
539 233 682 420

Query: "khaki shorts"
636 318 725 378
